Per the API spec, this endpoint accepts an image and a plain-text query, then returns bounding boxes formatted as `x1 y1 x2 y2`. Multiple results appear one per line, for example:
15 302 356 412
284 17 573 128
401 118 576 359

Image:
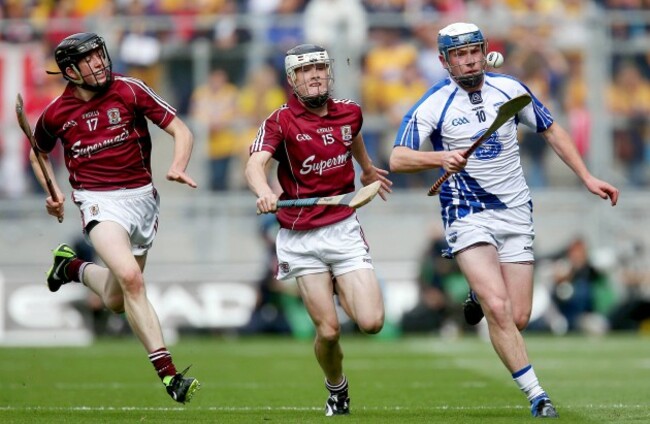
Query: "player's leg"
89 221 199 403
502 262 534 331
320 220 383 415
333 268 384 334
502 262 558 418
296 272 350 416
277 215 373 415
88 221 165 350
498 203 536 332
46 240 130 316
45 235 125 317
81 259 122 311
455 244 530 372
47 243 124 313
296 272 343 382
322 214 384 334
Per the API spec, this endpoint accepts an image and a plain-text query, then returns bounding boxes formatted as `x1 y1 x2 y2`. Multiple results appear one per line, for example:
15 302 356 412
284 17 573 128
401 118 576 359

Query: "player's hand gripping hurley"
15 93 63 223
258 181 382 214
427 94 532 196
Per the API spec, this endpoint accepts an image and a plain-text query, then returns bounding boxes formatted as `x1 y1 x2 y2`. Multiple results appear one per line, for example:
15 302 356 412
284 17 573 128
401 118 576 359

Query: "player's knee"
357 314 384 335
483 296 510 325
514 311 531 331
317 323 341 344
118 269 145 296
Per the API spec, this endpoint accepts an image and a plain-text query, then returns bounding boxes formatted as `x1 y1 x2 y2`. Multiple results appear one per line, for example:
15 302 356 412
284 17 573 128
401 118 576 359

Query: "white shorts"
276 214 374 281
444 203 535 263
72 184 160 256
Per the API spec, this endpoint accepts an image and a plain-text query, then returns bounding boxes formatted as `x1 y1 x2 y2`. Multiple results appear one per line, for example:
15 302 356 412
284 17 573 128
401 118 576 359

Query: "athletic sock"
326 375 348 395
65 258 86 282
78 262 90 284
512 364 545 402
148 347 178 381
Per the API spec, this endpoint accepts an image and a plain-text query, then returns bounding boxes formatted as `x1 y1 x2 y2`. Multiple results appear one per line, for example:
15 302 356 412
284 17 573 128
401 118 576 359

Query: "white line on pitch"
0 404 647 412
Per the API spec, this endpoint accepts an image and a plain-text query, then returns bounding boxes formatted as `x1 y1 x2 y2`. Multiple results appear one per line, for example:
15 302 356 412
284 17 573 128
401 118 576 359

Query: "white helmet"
285 44 334 108
438 22 488 89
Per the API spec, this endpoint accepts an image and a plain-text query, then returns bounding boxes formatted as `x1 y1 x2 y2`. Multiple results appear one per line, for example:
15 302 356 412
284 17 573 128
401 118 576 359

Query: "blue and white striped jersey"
393 72 554 226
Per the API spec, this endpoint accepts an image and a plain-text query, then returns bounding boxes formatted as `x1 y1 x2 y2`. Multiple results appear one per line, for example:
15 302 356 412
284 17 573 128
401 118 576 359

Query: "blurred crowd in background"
1 0 649 338
1 0 650 194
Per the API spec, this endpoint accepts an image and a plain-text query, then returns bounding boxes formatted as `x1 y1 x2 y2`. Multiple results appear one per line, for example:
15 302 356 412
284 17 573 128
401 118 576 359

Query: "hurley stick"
16 93 63 223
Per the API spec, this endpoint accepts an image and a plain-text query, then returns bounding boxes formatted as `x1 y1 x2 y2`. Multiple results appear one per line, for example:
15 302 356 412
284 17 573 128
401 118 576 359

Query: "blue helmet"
437 23 487 89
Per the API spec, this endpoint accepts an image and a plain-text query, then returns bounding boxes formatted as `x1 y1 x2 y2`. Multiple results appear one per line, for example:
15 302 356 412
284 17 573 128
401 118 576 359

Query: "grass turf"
1 333 649 423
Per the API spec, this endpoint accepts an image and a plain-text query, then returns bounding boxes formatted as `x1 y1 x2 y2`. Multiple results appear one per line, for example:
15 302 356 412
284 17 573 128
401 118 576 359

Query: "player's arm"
31 116 65 220
389 146 467 174
29 148 66 219
541 123 619 205
246 150 278 213
350 133 392 200
163 116 197 188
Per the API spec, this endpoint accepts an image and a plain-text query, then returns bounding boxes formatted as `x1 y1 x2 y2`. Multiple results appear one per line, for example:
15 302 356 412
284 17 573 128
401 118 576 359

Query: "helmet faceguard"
54 32 113 92
438 23 487 90
284 44 334 108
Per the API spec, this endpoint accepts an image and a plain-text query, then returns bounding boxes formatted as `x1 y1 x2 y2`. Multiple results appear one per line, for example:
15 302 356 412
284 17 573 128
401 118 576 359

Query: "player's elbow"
388 157 398 173
389 148 408 173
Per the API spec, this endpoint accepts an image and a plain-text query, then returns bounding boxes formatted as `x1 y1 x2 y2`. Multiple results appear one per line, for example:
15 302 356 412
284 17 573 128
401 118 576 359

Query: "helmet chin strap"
456 73 484 90
300 93 329 108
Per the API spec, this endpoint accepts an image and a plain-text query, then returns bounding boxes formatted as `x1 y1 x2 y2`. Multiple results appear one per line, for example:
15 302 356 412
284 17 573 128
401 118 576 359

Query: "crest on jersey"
279 262 290 274
107 108 121 125
472 129 502 160
340 125 352 142
469 91 483 105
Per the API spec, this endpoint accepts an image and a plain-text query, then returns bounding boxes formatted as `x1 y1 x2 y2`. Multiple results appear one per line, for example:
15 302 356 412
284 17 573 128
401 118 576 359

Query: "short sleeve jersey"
34 74 176 190
250 95 362 231
393 72 554 227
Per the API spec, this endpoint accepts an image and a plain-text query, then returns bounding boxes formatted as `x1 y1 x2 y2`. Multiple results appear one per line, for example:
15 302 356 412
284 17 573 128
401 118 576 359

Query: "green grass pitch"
2 334 649 423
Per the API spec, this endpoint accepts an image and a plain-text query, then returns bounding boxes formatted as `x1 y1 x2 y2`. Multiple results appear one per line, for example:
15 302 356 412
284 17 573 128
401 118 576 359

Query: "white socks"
512 364 545 402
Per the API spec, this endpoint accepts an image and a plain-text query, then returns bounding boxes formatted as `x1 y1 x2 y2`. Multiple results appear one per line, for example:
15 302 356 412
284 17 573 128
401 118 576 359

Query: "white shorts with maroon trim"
444 203 535 263
72 183 160 256
276 214 374 281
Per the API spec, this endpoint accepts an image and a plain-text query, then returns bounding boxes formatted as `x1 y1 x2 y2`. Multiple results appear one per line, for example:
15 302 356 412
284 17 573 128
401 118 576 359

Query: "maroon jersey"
251 95 362 230
34 74 176 190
